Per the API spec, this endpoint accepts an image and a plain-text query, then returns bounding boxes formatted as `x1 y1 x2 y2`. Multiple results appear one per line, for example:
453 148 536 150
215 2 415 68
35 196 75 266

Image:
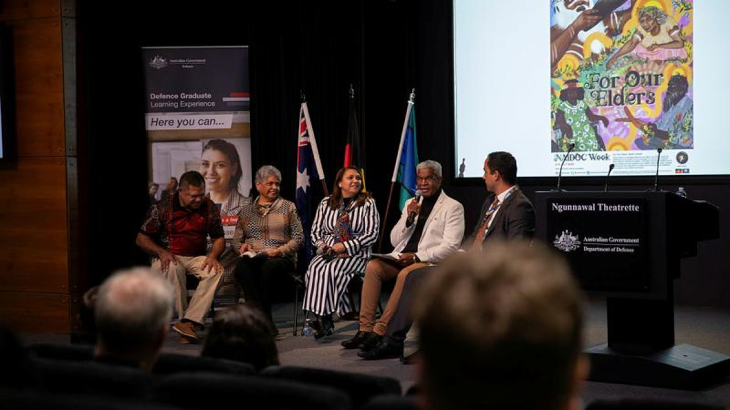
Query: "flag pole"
378 89 415 251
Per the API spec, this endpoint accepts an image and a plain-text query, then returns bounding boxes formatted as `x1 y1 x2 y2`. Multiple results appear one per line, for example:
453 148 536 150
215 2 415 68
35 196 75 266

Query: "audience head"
148 182 159 196
483 151 518 194
202 304 279 372
255 165 282 203
166 177 178 192
94 267 174 371
329 165 369 209
178 171 206 210
0 324 34 388
201 139 243 195
413 242 588 410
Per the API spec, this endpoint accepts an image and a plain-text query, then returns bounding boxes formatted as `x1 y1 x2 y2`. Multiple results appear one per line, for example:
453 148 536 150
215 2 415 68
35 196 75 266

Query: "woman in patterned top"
232 165 303 331
303 166 380 339
201 139 251 301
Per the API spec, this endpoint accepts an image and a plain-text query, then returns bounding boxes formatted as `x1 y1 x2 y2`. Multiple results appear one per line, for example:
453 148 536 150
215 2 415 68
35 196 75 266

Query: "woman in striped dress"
303 166 380 339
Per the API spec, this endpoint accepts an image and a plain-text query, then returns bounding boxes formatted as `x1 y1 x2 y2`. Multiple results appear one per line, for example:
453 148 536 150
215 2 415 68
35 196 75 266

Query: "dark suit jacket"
461 186 535 249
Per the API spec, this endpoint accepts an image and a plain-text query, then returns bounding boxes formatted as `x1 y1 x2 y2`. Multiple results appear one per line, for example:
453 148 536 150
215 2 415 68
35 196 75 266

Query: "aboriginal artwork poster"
550 0 693 153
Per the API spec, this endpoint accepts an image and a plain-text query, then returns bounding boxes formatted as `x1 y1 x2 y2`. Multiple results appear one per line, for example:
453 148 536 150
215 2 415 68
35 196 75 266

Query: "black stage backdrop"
77 0 730 307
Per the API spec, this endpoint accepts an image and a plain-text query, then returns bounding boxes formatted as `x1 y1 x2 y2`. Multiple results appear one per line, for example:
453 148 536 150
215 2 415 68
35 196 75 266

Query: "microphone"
556 143 575 192
604 163 615 192
406 190 423 226
653 148 663 191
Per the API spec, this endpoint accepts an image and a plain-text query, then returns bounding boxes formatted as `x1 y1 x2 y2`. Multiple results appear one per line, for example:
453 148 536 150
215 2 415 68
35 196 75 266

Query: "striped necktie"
471 198 501 251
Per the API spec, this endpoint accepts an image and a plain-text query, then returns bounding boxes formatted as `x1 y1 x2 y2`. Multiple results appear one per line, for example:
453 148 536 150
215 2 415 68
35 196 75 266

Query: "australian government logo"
553 230 581 252
149 55 168 69
582 236 639 254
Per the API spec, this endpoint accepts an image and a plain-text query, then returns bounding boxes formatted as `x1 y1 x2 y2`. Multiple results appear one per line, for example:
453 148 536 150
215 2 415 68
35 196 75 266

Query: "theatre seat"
31 356 156 399
153 353 254 375
152 371 352 410
261 365 401 409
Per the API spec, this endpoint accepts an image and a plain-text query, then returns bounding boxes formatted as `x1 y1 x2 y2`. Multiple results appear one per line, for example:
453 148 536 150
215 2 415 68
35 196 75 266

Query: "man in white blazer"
341 160 465 351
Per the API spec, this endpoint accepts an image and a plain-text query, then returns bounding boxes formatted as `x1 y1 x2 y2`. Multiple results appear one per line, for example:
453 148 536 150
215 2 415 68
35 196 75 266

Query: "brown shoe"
172 321 198 341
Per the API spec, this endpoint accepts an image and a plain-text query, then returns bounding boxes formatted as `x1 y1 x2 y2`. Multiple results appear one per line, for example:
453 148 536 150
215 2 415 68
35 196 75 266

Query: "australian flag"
296 102 325 263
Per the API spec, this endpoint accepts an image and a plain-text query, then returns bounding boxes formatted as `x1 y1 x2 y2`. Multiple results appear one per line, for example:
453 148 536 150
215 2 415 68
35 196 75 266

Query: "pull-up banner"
142 46 252 205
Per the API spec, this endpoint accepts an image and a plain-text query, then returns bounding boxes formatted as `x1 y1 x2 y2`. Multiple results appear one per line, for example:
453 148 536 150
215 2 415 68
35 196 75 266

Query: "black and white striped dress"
303 196 380 316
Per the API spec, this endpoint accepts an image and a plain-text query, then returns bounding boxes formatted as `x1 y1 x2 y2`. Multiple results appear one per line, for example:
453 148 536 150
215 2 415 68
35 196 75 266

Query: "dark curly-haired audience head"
202 304 279 371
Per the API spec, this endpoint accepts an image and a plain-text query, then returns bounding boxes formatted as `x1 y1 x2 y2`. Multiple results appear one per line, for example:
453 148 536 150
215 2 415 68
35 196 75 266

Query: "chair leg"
293 282 300 336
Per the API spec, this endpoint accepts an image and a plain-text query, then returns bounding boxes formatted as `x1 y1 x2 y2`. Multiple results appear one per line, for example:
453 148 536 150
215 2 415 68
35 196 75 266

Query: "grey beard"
663 90 685 112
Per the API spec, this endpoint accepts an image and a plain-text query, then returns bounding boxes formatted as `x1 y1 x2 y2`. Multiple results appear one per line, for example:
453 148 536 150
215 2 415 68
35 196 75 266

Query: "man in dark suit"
359 151 535 360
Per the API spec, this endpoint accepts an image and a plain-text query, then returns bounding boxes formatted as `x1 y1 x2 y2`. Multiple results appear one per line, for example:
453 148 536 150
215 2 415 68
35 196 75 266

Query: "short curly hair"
639 6 668 25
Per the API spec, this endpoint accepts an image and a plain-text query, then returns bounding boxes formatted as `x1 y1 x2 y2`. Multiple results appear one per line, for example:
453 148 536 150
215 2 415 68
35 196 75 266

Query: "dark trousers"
384 266 434 347
234 256 294 326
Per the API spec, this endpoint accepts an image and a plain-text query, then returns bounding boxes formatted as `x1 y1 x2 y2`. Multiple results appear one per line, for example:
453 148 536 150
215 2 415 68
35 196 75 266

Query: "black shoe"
313 315 335 339
358 340 403 360
342 331 371 349
358 333 382 352
400 349 420 365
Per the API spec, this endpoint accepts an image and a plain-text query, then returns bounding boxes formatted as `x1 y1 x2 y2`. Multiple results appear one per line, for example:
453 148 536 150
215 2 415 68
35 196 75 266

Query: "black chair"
261 365 401 409
0 389 182 410
152 371 353 410
27 342 94 362
153 352 254 375
30 356 157 399
28 342 255 376
289 270 306 335
361 395 418 410
587 399 725 410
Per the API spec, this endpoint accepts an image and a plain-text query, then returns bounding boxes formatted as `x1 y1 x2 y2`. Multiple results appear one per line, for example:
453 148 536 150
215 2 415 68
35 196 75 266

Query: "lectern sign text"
547 198 649 292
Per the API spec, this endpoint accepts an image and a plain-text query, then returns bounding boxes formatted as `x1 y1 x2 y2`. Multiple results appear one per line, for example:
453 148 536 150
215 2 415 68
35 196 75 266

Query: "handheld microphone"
406 190 423 226
604 163 615 192
556 143 575 192
653 148 663 191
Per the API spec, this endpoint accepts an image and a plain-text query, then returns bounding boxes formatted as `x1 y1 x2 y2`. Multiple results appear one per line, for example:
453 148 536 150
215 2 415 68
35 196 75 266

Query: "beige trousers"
359 258 428 335
151 255 222 324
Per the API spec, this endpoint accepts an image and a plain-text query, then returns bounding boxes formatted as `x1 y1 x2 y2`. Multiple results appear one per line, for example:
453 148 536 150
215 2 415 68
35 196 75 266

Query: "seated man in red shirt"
136 171 225 342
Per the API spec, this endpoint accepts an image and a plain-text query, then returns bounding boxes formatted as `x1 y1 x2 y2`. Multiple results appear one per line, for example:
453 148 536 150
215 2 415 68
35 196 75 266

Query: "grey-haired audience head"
94 267 174 370
413 242 588 410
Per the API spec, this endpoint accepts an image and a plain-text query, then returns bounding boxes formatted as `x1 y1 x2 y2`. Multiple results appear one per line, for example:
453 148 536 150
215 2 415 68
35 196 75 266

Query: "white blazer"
389 190 465 264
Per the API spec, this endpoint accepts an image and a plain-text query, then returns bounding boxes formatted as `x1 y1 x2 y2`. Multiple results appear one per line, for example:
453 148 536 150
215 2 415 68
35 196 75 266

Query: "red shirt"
141 193 224 257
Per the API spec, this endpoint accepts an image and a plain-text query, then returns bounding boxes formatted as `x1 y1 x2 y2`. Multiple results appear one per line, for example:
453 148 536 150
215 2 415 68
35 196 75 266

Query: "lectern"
535 191 727 389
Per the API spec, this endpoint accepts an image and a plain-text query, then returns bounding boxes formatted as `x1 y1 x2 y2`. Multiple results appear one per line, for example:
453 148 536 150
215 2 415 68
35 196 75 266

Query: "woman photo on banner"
200 139 251 297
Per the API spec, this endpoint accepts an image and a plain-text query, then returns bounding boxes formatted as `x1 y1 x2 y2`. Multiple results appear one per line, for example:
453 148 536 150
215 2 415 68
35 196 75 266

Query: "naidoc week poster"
550 0 693 176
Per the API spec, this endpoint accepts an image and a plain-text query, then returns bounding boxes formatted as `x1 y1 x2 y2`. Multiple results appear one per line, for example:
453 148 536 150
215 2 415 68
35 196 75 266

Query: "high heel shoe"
313 314 335 339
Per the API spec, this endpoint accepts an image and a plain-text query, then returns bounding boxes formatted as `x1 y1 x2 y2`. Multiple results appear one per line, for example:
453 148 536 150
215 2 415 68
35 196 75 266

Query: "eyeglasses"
416 176 439 182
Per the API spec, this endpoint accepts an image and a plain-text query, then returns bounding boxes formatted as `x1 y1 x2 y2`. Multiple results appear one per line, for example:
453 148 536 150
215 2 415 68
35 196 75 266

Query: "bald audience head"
94 267 174 371
413 242 588 410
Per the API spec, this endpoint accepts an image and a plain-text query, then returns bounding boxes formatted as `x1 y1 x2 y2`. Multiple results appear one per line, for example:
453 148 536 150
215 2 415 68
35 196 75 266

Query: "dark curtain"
77 0 429 285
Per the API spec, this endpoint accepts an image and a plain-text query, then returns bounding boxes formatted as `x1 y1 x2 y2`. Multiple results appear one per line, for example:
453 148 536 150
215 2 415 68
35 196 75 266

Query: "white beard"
553 0 608 54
